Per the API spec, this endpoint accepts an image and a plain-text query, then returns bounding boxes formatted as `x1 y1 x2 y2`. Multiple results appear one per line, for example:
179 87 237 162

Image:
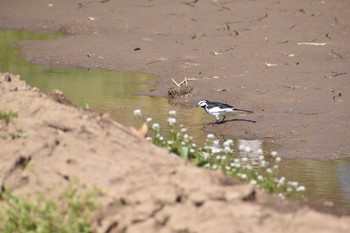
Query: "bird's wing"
208 101 234 109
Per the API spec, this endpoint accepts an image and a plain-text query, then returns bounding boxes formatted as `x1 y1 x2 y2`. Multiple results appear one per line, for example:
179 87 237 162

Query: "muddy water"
1 30 349 212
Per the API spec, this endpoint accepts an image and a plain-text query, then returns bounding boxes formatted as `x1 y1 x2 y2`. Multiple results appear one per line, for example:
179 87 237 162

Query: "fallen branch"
172 77 188 87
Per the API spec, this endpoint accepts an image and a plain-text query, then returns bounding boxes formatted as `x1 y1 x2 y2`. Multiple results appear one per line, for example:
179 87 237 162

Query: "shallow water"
1 29 349 212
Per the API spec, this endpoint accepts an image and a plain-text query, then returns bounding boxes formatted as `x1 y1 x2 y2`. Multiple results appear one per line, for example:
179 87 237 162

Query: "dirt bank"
1 72 350 232
1 0 349 158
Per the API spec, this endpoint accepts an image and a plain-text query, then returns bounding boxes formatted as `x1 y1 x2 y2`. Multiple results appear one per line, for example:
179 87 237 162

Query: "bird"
196 99 253 123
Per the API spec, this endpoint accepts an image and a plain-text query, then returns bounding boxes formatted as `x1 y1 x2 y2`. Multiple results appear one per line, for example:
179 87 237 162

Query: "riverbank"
1 0 349 158
1 72 350 232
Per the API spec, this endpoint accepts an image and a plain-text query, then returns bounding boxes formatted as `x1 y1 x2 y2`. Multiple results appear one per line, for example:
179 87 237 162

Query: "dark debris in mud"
167 87 193 99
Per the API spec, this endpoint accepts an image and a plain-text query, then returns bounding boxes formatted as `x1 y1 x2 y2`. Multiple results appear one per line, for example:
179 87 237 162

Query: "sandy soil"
1 72 350 232
0 0 349 158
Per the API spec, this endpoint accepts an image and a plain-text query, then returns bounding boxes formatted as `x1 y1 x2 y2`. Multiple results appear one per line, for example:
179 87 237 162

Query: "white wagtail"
196 99 253 123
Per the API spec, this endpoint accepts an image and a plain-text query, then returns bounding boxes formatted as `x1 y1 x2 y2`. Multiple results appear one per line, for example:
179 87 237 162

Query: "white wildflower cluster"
204 138 304 199
133 109 305 200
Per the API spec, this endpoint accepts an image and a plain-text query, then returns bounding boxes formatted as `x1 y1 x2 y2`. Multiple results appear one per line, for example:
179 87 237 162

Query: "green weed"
83 99 90 110
0 184 100 233
10 130 28 139
0 111 18 125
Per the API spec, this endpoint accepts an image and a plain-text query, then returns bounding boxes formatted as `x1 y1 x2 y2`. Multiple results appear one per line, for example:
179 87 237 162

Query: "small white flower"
181 128 187 132
234 163 241 168
146 117 152 123
244 146 251 152
159 136 164 141
266 168 272 174
201 152 210 160
246 165 253 170
240 174 247 179
211 164 218 170
133 109 142 117
169 110 176 116
223 139 234 147
225 166 231 170
250 180 257 185
257 148 263 154
167 117 176 125
277 176 285 186
288 181 299 187
207 134 215 139
278 193 286 199
238 145 245 150
260 160 267 167
257 175 263 181
273 165 279 170
221 155 227 160
275 156 281 162
233 158 240 163
258 155 264 160
211 147 223 154
224 146 233 153
296 186 305 192
167 140 174 145
192 143 196 147
152 123 160 131
271 151 278 157
241 157 248 162
213 140 220 147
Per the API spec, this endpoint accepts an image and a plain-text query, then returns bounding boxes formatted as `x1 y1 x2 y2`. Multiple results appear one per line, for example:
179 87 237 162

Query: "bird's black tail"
233 108 253 113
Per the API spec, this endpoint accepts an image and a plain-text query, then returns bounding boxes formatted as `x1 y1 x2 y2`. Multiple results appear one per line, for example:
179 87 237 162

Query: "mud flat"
0 0 349 158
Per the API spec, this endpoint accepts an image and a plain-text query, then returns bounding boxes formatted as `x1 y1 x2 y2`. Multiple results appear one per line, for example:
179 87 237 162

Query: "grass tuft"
0 111 18 125
0 184 100 233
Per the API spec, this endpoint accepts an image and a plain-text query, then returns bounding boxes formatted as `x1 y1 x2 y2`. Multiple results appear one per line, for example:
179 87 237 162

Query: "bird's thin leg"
221 115 226 123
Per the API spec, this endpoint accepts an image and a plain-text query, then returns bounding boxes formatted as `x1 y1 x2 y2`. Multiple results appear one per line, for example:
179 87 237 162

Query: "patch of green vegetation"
0 184 101 233
0 110 18 125
83 99 90 110
134 109 305 199
10 129 28 139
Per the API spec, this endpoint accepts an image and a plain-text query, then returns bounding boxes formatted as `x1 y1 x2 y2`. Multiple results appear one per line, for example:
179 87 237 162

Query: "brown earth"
1 73 350 232
0 0 349 158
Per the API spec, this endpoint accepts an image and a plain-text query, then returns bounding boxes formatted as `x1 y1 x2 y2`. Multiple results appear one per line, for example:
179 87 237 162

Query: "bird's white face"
197 100 208 107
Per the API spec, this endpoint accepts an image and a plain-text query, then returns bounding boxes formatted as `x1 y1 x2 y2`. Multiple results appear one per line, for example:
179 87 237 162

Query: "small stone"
4 73 12 82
